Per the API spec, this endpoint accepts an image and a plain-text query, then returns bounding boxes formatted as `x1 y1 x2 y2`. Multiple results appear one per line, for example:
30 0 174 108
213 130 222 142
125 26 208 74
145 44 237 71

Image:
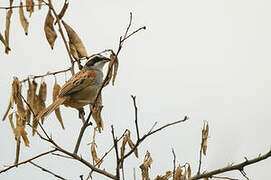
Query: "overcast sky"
1 0 271 179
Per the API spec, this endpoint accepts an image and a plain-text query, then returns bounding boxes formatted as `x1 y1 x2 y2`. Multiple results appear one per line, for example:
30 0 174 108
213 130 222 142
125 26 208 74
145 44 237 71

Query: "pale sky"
1 0 271 179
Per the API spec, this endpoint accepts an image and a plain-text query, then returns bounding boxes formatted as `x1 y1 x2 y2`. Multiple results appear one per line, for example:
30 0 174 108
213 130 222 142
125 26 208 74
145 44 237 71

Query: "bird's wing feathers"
59 70 96 97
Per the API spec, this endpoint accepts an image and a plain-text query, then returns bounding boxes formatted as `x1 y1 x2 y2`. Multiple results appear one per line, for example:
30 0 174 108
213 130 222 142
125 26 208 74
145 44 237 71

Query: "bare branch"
197 122 205 175
30 161 67 180
211 176 238 180
111 125 120 179
20 68 71 83
172 148 176 180
0 149 57 173
189 149 271 180
131 95 140 140
0 3 46 10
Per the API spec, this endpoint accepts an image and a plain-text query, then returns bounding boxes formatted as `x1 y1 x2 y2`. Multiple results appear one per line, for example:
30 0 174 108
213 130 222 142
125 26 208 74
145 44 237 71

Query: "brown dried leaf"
39 81 47 102
8 113 15 135
127 131 138 158
14 137 20 165
19 2 29 35
5 9 12 54
53 81 64 129
187 164 191 178
55 1 69 24
0 32 7 48
69 41 79 60
202 122 209 156
92 106 104 133
44 9 57 49
25 0 34 17
90 128 103 167
111 53 119 86
9 0 14 7
140 151 152 180
174 165 183 180
15 113 29 147
62 20 88 58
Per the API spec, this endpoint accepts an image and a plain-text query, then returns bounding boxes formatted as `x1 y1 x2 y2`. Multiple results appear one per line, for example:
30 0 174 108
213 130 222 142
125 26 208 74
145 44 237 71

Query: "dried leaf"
90 128 103 167
14 137 20 165
44 9 57 49
8 113 15 135
5 9 12 54
140 151 152 180
9 0 14 7
62 20 88 58
25 0 34 17
15 113 29 147
39 81 47 102
174 165 182 180
92 105 104 133
19 2 29 35
127 131 138 158
187 164 191 178
0 32 7 48
55 1 69 24
69 41 79 60
202 122 209 156
111 53 119 86
53 80 64 129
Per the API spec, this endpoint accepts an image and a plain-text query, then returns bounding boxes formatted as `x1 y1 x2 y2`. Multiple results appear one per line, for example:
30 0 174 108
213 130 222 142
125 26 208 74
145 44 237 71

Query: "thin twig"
197 123 205 175
172 148 176 180
52 153 74 159
0 3 46 10
189 149 271 180
211 176 238 180
30 161 67 180
20 68 71 83
131 95 140 140
111 125 120 180
0 149 57 173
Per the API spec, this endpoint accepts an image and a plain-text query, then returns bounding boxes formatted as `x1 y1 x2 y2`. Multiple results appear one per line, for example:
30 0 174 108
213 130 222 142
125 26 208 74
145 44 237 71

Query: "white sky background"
0 0 271 179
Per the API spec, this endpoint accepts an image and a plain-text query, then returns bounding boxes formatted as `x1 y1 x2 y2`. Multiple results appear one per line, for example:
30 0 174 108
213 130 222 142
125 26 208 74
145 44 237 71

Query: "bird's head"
84 54 111 71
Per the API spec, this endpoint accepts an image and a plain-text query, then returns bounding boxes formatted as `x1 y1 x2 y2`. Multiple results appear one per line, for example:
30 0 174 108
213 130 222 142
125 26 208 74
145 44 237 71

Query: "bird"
35 54 110 123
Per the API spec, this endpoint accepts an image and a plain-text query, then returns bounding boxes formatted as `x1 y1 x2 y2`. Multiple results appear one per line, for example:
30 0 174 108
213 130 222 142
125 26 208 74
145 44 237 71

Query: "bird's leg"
78 108 86 124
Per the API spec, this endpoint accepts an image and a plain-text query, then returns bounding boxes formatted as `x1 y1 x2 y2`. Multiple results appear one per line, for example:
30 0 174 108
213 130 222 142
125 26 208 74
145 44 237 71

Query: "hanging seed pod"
19 2 29 35
44 9 57 49
5 9 12 54
53 80 64 129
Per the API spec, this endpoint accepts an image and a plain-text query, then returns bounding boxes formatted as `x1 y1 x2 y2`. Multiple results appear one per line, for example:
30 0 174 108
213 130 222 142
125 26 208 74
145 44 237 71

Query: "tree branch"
29 161 67 180
131 95 140 140
189 149 271 180
0 149 56 173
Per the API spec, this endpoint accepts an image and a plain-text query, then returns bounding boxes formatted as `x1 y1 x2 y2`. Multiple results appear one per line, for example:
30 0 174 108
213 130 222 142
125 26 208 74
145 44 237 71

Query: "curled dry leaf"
104 59 114 86
174 165 182 180
69 41 79 60
154 171 172 180
15 113 29 147
25 0 34 17
202 122 209 155
0 32 7 49
187 164 191 178
62 20 88 59
140 151 153 180
44 9 57 50
5 9 12 54
127 130 138 158
55 1 69 25
120 135 128 169
8 113 15 135
111 53 119 86
92 106 104 133
19 2 29 35
2 78 17 121
90 128 103 167
39 81 47 102
53 80 64 129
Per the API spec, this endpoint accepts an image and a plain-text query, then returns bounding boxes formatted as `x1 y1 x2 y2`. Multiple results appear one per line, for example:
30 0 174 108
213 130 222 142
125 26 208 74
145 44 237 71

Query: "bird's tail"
33 97 68 135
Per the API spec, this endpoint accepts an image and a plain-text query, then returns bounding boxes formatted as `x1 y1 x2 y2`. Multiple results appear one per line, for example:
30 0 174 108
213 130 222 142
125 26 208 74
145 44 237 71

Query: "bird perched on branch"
35 54 110 123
